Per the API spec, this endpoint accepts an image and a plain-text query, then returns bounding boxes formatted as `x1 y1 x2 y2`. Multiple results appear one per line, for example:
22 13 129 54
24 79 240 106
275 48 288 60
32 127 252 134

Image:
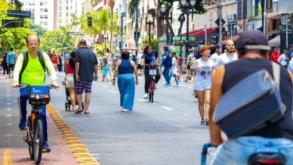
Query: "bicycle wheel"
148 80 154 102
33 119 44 164
27 116 34 159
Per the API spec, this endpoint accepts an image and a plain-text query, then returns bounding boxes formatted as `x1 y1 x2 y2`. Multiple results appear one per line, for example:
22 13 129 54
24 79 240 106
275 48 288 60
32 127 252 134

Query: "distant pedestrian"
112 51 138 111
7 48 16 78
74 39 98 114
162 46 172 86
214 40 238 69
102 57 109 82
51 50 59 71
64 51 76 111
170 52 179 86
278 50 288 67
2 53 8 75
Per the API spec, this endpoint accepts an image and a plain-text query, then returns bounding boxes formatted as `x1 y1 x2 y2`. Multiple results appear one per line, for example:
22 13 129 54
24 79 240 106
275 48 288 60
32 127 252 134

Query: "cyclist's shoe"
43 143 51 152
18 119 26 130
144 93 148 99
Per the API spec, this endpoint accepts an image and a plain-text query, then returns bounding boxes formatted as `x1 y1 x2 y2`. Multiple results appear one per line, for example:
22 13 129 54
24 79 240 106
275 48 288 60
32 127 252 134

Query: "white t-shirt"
288 58 293 74
210 53 219 63
214 53 238 68
171 57 178 74
137 53 143 64
192 59 214 90
278 54 288 66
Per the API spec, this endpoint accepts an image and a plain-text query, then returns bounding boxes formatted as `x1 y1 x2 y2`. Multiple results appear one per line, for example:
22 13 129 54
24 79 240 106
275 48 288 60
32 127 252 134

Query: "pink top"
66 62 74 74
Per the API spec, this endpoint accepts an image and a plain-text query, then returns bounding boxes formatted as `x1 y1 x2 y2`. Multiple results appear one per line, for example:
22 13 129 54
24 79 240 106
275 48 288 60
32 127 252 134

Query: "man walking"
75 39 98 114
162 46 172 86
214 40 238 68
7 48 16 78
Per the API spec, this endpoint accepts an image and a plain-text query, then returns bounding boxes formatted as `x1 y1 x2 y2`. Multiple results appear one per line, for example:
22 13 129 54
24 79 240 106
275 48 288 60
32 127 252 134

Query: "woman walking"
112 51 138 111
64 51 76 112
190 45 214 125
170 52 179 86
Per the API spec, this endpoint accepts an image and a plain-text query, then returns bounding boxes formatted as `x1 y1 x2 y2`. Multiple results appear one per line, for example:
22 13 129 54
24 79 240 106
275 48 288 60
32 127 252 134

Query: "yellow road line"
3 148 12 165
47 104 100 165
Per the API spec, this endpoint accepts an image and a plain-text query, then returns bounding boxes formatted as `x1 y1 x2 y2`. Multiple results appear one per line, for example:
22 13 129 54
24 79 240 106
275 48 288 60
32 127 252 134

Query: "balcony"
92 0 103 11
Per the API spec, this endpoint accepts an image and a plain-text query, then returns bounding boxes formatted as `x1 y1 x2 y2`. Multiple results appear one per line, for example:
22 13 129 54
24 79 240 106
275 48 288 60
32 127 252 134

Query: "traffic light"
87 16 92 27
212 35 219 45
257 26 263 32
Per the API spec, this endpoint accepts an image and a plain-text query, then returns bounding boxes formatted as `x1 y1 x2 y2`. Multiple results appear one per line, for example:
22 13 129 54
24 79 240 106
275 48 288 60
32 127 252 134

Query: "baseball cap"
236 30 270 51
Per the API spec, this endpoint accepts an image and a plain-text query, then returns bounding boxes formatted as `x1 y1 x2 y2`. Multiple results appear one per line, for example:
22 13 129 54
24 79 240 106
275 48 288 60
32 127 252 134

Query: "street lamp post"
132 10 142 57
160 5 173 45
204 25 207 45
145 12 155 44
180 0 196 60
102 33 108 49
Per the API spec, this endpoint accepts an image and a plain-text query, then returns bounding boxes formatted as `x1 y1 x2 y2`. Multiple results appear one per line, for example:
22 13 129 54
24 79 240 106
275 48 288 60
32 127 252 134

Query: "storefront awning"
268 35 280 46
266 10 293 19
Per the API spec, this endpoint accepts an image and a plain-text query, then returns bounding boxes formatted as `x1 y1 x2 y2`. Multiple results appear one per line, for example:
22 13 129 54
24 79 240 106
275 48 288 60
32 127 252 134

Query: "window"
66 19 68 23
267 0 272 9
59 12 61 16
66 12 68 16
59 6 62 10
40 8 44 12
40 2 43 6
237 0 247 20
44 8 48 12
32 9 35 12
44 15 48 19
44 21 48 25
66 6 68 10
59 19 61 23
40 15 43 19
40 21 43 25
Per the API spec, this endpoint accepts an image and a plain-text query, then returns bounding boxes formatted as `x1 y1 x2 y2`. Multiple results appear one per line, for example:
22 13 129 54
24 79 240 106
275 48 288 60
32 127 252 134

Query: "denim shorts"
211 136 293 165
74 81 92 95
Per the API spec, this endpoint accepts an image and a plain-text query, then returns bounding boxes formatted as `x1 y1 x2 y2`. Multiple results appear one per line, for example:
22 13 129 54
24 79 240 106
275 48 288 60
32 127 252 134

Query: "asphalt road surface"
50 72 212 165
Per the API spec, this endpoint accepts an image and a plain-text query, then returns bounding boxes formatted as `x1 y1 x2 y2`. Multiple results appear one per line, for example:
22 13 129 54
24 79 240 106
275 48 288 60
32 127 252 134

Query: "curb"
47 104 100 165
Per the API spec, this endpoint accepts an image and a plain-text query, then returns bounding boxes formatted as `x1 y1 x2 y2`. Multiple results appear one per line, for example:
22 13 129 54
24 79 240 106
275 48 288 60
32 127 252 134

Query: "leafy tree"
0 0 33 53
40 26 76 54
29 24 47 37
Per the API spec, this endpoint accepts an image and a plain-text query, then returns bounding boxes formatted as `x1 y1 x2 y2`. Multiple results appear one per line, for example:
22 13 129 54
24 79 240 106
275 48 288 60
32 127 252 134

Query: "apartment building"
19 0 54 30
53 0 84 30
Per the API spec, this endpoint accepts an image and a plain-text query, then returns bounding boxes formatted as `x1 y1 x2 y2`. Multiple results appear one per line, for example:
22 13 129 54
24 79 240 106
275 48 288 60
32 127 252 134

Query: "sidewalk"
0 74 93 165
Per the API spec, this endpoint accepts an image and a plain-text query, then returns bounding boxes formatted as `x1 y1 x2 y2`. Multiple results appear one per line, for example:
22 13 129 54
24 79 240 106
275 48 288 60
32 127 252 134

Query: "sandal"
75 110 83 114
84 111 90 114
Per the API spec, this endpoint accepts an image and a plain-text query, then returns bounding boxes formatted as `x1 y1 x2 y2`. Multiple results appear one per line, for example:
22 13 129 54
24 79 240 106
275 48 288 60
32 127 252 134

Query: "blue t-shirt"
193 52 201 59
64 53 70 61
7 51 16 64
142 51 158 69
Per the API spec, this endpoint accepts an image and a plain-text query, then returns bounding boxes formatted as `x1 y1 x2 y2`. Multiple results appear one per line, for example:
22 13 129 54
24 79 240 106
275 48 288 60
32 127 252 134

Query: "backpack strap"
272 62 280 90
19 51 29 83
37 51 45 72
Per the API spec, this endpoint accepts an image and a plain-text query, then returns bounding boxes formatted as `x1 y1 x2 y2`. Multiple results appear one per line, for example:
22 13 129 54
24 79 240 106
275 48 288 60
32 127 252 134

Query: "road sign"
227 14 237 24
2 19 23 28
7 10 31 18
134 31 140 41
215 17 226 27
67 32 85 35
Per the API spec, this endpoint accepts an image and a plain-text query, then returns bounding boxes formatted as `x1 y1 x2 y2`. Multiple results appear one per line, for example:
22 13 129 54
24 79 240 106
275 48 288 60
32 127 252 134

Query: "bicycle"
145 64 158 103
201 142 286 165
20 84 53 165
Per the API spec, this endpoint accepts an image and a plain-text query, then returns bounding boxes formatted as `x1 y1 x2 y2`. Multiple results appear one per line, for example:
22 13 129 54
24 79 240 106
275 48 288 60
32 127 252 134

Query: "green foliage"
40 26 76 54
29 24 47 37
0 0 34 53
128 0 139 17
142 34 158 52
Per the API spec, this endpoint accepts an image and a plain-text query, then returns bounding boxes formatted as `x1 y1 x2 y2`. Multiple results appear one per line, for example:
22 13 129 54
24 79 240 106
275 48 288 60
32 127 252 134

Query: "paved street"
0 72 212 165
51 72 212 165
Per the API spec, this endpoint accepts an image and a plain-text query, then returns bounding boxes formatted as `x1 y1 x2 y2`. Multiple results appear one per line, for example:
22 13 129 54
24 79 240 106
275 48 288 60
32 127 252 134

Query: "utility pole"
261 0 267 35
211 0 223 54
135 8 139 57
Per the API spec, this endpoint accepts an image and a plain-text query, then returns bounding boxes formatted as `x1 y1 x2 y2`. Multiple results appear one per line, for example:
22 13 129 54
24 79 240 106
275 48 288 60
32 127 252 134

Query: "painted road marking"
7 114 11 117
3 148 11 165
137 99 147 102
108 90 118 93
7 108 11 111
161 106 174 111
5 134 11 137
7 123 11 126
184 114 188 116
102 85 108 88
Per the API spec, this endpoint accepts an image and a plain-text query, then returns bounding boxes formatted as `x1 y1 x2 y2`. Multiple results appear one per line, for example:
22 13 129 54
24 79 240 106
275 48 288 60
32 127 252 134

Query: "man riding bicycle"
12 35 59 152
141 45 160 99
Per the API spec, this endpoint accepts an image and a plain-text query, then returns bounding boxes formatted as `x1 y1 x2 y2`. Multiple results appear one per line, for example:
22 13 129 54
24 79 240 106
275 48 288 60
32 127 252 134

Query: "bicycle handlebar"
18 84 54 89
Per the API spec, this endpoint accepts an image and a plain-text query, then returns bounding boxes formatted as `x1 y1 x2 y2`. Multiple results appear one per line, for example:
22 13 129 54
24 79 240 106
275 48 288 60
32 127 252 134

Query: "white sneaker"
144 93 148 99
122 109 131 112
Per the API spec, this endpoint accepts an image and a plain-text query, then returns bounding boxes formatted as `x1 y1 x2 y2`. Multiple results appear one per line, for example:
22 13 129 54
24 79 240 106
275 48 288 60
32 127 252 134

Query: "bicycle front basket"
28 86 50 105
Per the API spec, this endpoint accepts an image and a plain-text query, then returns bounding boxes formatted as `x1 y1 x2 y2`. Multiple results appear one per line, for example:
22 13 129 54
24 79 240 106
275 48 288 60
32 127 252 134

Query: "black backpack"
19 51 45 83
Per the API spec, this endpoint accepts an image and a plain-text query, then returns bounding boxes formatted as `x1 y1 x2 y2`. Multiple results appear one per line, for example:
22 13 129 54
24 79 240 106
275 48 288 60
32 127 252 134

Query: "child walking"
102 57 109 81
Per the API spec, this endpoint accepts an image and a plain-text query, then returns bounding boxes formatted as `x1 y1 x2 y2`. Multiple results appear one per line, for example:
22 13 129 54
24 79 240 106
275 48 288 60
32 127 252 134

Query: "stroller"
62 80 84 111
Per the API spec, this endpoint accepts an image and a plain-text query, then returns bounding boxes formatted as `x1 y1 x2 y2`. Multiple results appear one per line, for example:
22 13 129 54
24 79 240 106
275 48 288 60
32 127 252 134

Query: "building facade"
19 0 55 30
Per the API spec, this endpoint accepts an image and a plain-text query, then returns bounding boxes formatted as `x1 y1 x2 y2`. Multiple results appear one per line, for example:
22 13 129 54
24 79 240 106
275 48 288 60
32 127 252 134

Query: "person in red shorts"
51 50 59 71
